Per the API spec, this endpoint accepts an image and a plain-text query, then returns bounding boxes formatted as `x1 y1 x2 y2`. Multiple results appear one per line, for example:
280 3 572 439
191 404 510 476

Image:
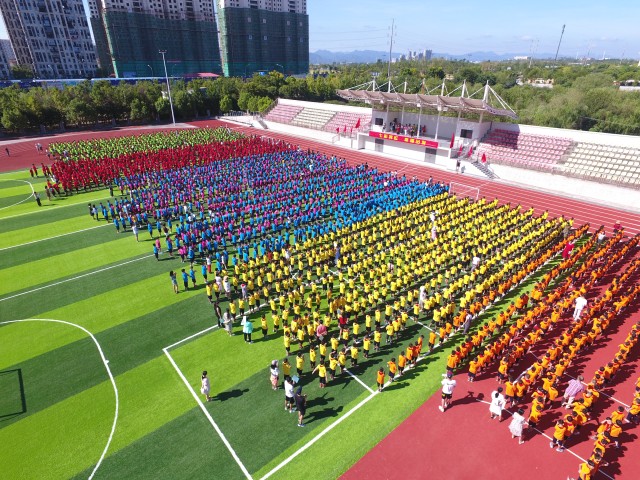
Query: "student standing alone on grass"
223 309 233 336
269 360 279 390
169 271 178 294
284 376 295 412
242 316 253 343
295 387 307 427
201 371 212 402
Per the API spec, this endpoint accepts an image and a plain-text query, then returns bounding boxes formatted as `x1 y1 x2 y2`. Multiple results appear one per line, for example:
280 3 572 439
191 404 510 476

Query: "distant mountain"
309 49 559 64
310 50 401 65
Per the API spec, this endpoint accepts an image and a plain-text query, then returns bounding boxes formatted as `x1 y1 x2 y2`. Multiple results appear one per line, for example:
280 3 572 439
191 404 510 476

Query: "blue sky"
308 0 640 58
1 1 639 59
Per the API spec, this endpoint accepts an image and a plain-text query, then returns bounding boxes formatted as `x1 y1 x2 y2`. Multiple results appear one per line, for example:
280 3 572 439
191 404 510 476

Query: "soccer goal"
448 181 480 201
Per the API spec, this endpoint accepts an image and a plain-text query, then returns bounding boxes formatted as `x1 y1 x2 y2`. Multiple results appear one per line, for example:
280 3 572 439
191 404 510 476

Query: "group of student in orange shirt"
447 226 639 480
439 225 591 383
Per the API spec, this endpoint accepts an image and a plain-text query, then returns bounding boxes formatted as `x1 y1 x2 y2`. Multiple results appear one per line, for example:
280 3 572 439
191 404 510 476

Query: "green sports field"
0 158 551 479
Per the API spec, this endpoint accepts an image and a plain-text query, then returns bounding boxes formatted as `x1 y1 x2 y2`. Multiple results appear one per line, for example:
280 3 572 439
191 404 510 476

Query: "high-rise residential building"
0 39 16 64
0 0 98 78
216 0 309 77
0 41 11 79
88 0 222 78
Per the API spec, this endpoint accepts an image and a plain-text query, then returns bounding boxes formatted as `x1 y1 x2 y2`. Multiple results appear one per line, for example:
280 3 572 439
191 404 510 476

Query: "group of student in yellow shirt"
261 204 561 388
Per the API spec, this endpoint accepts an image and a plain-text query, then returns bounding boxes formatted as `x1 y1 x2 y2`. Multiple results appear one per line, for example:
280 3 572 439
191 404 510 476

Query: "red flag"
481 153 487 163
355 118 361 129
336 128 339 134
343 125 347 133
449 133 455 149
350 127 353 134
467 147 473 158
458 144 463 155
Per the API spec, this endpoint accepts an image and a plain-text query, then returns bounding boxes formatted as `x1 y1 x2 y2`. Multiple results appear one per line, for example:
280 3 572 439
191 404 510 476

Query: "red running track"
342 242 640 480
198 120 640 237
2 119 639 236
2 121 639 479
0 124 186 173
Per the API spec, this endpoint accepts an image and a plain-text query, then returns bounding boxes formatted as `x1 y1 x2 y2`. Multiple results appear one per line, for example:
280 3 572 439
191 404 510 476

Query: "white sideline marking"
164 325 220 350
343 368 375 394
0 318 119 480
0 254 153 303
563 373 631 408
0 179 35 210
0 194 112 220
259 390 378 480
0 223 110 251
162 347 253 480
474 399 614 480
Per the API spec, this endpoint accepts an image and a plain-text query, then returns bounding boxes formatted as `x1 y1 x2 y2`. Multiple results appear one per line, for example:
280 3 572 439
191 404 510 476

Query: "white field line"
259 390 378 480
161 289 451 480
563 373 631 408
0 179 35 210
162 347 253 480
0 318 119 480
343 368 375 394
474 398 614 480
0 194 112 220
164 325 220 350
0 254 153 303
0 223 110 251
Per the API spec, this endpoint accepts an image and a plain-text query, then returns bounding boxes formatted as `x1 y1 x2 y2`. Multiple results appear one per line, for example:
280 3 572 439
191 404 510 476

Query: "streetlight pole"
147 64 153 77
159 50 176 125
275 63 283 74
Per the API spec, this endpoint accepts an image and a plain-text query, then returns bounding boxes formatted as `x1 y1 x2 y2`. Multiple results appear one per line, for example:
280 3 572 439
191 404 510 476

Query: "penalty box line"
162 344 253 480
162 320 380 480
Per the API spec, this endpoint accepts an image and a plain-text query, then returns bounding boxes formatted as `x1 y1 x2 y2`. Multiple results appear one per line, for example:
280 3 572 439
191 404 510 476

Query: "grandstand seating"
477 129 573 171
264 104 303 124
290 107 337 130
560 142 640 187
324 111 372 133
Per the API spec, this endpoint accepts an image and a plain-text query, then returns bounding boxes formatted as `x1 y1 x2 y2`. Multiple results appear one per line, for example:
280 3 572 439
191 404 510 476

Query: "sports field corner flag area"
0 126 639 480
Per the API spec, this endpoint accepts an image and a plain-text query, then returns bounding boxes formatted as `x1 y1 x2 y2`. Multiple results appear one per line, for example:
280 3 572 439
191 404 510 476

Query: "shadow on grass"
215 388 249 402
307 405 344 423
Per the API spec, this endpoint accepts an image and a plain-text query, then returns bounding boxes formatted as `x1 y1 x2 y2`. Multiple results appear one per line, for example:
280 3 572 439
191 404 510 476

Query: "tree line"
1 59 639 135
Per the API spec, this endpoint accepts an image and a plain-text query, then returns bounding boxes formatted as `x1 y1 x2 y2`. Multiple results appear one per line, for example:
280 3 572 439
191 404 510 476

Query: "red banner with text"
369 131 440 149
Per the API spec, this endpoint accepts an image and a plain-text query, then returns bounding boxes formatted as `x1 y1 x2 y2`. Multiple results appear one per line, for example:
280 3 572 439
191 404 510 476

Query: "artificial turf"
0 159 567 480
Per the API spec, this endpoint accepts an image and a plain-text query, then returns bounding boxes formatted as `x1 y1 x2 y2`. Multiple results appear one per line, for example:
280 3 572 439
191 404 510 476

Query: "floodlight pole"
554 24 566 62
159 50 176 125
387 19 394 92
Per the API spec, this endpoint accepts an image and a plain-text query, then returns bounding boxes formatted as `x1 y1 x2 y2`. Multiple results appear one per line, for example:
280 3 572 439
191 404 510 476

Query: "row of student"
479 236 640 457
269 327 425 391
570 370 640 479
200 204 564 376
253 211 566 357
197 195 567 333
451 227 622 402
49 134 286 191
49 127 243 161
457 225 612 385
505 235 638 418
127 155 447 255
441 225 591 378
207 214 569 372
